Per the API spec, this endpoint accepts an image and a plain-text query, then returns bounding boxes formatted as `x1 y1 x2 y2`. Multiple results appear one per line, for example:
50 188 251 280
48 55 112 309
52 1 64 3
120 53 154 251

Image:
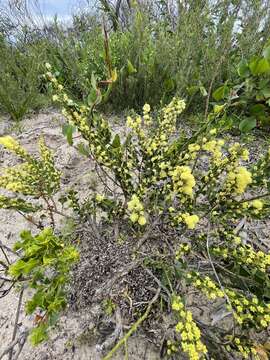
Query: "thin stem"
8 288 24 360
236 192 270 204
17 210 41 228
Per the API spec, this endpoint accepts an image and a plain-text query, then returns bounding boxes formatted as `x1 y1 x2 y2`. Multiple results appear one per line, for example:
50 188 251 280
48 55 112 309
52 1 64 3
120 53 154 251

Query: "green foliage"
9 228 79 345
0 37 49 121
212 41 270 132
1 0 270 118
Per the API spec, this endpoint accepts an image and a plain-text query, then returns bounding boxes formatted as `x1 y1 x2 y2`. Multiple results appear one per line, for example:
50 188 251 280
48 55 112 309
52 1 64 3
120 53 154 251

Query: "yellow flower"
0 136 19 150
252 199 263 211
182 214 200 230
138 215 147 226
227 167 252 194
172 296 184 311
209 128 217 135
171 166 196 197
96 194 104 202
0 136 28 157
143 103 151 113
242 149 249 161
130 212 139 223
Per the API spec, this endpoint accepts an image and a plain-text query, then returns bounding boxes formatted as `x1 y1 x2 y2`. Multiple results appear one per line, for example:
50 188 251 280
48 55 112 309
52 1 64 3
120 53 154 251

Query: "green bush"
212 41 270 133
0 37 49 121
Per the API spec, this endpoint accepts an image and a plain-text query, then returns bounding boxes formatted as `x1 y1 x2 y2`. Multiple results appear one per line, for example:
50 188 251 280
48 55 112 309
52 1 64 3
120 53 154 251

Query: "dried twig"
8 288 24 360
0 330 28 360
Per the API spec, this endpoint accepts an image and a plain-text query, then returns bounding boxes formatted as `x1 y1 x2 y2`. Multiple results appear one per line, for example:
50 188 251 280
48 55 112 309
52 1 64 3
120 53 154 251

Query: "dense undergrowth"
1 1 270 360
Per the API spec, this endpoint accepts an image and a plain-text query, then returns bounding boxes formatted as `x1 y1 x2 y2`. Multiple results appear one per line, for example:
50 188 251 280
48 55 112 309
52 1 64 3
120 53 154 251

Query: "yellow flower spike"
0 136 28 158
227 167 252 194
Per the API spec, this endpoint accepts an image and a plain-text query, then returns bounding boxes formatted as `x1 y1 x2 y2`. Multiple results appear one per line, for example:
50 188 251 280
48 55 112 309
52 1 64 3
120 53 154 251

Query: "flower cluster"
175 213 200 229
186 272 224 300
43 66 270 358
170 166 196 197
227 338 259 359
226 166 252 194
213 244 270 273
224 290 270 328
175 243 190 260
171 295 207 360
127 194 147 226
0 135 28 158
0 136 61 197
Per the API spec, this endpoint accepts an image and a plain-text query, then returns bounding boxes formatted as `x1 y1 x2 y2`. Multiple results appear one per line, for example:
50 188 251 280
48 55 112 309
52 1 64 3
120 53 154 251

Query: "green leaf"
213 85 229 101
77 142 90 156
262 88 270 99
239 117 257 132
62 124 76 146
250 104 266 116
9 259 26 277
112 134 121 148
91 72 97 90
237 59 250 78
199 86 207 97
30 325 48 345
127 60 137 75
249 58 270 75
87 88 98 106
164 78 175 92
263 46 270 61
187 85 199 96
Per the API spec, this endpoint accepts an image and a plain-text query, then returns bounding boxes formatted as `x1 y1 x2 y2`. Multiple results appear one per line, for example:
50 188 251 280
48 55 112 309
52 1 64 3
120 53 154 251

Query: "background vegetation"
1 0 270 126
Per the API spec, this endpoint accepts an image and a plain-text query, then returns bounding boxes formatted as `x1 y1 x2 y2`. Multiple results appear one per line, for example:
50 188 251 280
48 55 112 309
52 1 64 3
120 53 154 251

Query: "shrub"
0 38 49 121
0 134 78 345
21 67 270 358
212 41 270 133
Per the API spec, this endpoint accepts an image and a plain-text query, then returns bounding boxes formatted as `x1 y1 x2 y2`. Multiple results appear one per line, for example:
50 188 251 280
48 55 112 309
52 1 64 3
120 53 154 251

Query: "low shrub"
2 64 270 358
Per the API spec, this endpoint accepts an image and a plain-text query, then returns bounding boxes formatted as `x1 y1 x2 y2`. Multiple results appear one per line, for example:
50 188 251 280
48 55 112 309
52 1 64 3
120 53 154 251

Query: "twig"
94 260 142 298
236 192 270 204
0 245 10 265
0 331 28 360
13 332 28 360
8 288 24 360
0 242 18 257
102 287 161 360
17 210 42 229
